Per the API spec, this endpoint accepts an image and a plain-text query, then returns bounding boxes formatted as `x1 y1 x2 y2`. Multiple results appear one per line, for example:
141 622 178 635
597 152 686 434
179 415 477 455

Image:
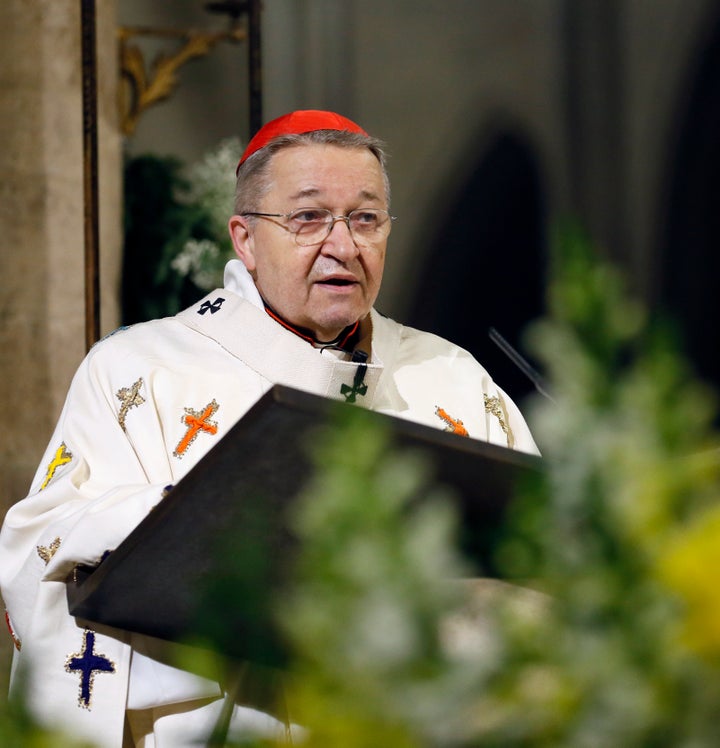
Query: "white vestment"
0 260 538 746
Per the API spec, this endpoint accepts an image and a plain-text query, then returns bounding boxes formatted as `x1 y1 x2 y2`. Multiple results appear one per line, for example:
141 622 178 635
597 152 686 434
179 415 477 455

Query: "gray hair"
234 129 390 215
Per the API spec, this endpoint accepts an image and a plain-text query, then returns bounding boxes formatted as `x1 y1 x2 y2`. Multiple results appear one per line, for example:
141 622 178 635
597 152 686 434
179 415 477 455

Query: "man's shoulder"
371 309 475 361
84 315 190 367
93 315 179 346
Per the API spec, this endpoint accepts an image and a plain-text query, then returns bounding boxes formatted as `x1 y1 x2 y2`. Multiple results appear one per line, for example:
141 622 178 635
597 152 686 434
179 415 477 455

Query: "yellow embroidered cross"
116 377 145 431
174 400 219 458
37 537 62 565
435 407 469 437
40 443 73 490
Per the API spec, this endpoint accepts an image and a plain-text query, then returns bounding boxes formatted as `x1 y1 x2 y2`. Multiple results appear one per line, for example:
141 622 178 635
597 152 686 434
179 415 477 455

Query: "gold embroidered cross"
116 377 145 431
174 400 219 457
37 537 62 565
484 394 514 448
40 443 73 490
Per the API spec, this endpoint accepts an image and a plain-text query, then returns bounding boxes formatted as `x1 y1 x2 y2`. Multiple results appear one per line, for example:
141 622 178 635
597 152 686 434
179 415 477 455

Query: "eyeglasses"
241 207 396 247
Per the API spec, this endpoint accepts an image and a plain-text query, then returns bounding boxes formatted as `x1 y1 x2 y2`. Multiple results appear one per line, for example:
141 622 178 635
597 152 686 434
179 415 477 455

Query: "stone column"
1 0 123 695
0 0 121 589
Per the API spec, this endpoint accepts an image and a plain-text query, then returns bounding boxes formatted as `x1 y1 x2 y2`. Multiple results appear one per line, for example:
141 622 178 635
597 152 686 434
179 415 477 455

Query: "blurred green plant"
0 691 93 747
245 224 720 747
472 224 720 746
169 137 240 291
276 408 486 747
122 138 241 324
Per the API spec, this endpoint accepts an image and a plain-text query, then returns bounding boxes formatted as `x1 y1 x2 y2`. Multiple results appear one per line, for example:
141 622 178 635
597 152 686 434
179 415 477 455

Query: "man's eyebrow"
359 189 382 202
288 188 383 202
289 187 321 201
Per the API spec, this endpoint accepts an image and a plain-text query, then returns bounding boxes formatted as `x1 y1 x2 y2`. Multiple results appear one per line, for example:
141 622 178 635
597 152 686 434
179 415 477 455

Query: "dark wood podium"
66 385 541 666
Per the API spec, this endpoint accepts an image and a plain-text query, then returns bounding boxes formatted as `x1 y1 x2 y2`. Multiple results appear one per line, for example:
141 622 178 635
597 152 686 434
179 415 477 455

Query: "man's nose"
323 217 360 256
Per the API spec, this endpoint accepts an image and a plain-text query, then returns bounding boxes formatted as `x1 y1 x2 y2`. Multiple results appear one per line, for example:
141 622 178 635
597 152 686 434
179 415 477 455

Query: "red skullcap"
236 110 369 173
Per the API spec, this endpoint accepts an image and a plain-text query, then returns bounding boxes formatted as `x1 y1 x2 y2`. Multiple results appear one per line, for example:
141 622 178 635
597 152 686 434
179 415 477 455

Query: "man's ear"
228 215 257 271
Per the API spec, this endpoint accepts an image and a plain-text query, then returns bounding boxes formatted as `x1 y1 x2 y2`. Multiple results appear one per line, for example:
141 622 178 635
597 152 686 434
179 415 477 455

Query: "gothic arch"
407 128 547 405
659 6 720 395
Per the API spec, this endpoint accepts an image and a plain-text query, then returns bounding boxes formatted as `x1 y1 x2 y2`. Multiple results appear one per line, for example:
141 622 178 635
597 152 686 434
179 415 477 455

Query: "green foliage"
122 154 211 323
0 693 93 747
277 408 486 747
121 138 241 324
255 226 720 747
480 225 720 746
168 137 241 292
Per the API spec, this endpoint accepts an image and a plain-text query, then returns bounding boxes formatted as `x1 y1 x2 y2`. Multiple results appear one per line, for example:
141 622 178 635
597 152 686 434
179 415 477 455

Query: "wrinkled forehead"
264 144 389 205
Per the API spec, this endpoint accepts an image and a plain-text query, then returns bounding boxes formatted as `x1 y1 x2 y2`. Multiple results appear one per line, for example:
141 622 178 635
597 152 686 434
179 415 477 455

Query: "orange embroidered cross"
435 407 469 437
40 442 73 490
174 399 219 458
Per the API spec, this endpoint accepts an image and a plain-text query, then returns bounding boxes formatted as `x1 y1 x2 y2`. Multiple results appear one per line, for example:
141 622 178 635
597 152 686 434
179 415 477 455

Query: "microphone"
488 327 555 404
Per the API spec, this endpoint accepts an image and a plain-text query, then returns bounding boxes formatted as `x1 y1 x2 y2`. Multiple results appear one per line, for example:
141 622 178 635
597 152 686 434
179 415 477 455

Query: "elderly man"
0 110 538 746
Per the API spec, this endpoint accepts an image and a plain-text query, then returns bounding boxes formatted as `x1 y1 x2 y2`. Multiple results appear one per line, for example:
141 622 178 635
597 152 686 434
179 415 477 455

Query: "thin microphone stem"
488 327 555 404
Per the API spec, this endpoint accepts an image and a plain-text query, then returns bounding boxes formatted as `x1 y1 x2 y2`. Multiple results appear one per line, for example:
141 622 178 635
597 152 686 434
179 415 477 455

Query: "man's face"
229 144 388 342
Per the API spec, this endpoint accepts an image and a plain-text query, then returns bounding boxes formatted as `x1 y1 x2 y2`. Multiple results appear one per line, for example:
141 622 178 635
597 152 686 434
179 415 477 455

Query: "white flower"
171 238 223 291
170 137 245 291
185 136 243 239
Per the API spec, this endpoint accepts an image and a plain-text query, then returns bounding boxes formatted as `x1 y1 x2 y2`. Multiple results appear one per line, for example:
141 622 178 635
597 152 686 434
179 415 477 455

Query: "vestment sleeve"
495 384 540 455
0 348 170 640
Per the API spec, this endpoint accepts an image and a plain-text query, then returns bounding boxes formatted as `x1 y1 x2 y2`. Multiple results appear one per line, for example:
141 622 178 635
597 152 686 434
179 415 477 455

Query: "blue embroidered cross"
65 630 115 709
198 297 225 315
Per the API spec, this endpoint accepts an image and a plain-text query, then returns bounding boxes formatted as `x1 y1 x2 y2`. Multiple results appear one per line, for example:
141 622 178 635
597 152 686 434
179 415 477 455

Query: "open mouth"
318 278 356 287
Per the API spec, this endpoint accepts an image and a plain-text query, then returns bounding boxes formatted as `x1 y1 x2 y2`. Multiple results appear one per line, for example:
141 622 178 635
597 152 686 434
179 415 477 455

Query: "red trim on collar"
263 305 359 350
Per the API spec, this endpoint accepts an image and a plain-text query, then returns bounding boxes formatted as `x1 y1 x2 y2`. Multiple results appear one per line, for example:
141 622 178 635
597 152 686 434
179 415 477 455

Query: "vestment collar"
176 289 383 407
